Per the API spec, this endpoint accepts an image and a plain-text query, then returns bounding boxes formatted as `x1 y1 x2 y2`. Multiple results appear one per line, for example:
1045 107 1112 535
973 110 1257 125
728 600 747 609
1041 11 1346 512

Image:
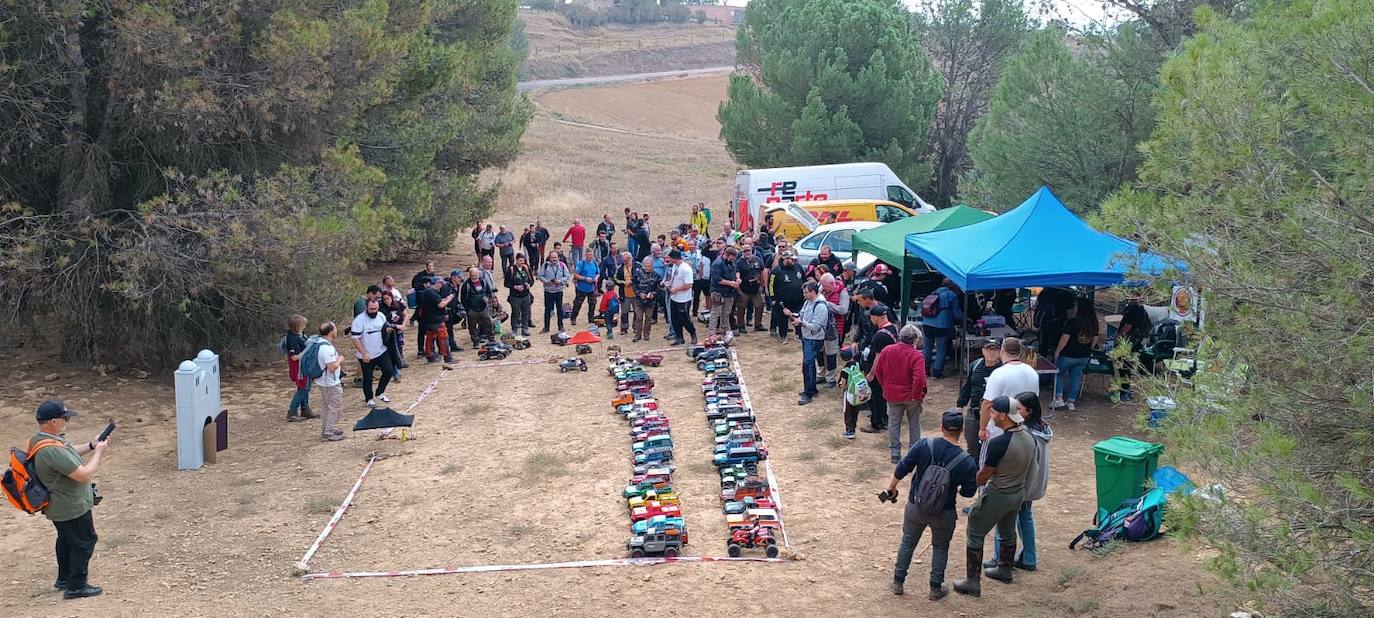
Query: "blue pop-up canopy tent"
903 187 1178 291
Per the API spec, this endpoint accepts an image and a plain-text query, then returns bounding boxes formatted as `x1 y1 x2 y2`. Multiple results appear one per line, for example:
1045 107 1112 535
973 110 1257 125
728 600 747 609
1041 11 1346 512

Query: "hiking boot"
753 325 766 332
287 413 304 423
860 426 883 434
984 543 1016 584
54 580 66 590
632 335 641 342
63 585 102 600
1013 558 1037 572
426 356 437 363
891 580 903 595
953 548 983 597
443 356 454 364
928 584 949 601
797 393 813 406
300 406 318 420
321 432 345 442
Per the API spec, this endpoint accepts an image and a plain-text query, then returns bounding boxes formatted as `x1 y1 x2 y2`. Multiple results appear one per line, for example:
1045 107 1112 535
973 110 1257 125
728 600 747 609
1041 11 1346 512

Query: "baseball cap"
430 275 444 285
450 269 463 277
36 400 78 422
843 261 856 272
780 250 795 259
868 303 890 316
668 249 683 260
941 409 964 431
989 396 1025 423
869 263 891 276
982 338 1001 349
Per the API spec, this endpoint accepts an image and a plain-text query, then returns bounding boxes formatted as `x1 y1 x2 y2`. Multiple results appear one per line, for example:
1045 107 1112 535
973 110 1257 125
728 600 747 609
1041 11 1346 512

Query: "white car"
791 221 885 268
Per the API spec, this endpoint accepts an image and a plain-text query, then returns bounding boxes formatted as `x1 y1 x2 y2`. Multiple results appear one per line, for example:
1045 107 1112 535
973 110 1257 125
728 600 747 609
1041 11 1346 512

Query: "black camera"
877 489 899 504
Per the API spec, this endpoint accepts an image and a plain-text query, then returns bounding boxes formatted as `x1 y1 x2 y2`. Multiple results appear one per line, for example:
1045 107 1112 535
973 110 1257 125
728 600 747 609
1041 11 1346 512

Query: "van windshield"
887 185 915 208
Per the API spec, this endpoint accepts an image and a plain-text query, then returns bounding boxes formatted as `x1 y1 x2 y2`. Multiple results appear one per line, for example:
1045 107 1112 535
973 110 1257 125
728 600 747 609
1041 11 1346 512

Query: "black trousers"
53 510 97 590
499 252 514 282
543 291 565 331
867 378 888 429
670 299 696 341
358 354 394 402
692 280 710 315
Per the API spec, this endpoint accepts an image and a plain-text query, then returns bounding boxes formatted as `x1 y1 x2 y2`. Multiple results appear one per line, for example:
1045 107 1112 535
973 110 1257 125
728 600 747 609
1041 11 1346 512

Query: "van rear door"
764 203 822 234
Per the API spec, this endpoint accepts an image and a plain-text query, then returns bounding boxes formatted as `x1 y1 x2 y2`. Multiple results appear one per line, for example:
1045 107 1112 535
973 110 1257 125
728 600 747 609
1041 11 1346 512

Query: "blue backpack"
608 294 620 315
299 336 329 380
1070 487 1167 551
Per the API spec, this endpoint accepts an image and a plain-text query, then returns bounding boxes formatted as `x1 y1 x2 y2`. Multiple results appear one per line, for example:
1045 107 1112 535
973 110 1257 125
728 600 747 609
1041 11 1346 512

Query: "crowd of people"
268 207 1057 605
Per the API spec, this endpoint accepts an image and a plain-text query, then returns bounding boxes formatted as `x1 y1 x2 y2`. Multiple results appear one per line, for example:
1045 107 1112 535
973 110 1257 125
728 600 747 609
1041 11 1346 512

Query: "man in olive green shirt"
31 400 109 599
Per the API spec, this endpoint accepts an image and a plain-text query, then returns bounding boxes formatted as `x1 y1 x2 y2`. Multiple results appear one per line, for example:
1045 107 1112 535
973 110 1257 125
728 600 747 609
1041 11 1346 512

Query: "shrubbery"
0 0 530 365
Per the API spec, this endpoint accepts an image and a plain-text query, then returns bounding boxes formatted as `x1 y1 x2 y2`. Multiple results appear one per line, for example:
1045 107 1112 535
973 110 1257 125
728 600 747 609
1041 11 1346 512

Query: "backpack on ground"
299 336 328 380
913 439 970 520
2 439 62 514
1070 487 1167 551
920 291 942 318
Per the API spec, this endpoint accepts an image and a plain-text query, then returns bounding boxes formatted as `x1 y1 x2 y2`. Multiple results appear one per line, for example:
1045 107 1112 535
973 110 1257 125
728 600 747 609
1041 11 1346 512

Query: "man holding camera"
880 409 978 601
31 400 109 599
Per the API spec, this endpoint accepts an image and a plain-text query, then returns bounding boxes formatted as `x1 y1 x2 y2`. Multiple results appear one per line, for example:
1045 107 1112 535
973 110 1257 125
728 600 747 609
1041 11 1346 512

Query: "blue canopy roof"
903 187 1178 290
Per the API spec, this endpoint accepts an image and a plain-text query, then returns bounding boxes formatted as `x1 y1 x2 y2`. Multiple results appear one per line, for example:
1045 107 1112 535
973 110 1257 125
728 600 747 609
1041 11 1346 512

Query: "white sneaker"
1067 401 1076 411
1051 397 1066 409
366 399 377 408
378 394 391 403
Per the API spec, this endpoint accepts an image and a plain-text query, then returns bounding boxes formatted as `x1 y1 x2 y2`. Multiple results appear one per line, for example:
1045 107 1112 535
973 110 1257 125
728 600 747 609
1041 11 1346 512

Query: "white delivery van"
731 162 935 234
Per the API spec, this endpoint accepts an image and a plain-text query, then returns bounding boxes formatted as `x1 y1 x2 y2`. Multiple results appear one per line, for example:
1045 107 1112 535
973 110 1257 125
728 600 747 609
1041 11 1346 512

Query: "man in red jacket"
869 324 928 463
563 219 587 264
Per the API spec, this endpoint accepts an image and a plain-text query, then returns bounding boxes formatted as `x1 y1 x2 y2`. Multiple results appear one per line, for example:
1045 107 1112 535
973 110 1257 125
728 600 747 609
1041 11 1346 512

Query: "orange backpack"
2 439 62 514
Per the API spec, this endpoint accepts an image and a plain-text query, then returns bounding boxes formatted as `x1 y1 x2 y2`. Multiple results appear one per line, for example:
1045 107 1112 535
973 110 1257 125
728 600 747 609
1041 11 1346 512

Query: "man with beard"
768 250 806 342
709 246 741 336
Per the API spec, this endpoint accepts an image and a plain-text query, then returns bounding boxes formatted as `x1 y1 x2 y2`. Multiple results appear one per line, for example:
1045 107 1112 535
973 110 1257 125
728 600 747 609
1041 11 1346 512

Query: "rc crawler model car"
727 524 779 558
477 341 513 360
627 529 683 558
575 343 593 355
558 357 588 372
636 353 663 367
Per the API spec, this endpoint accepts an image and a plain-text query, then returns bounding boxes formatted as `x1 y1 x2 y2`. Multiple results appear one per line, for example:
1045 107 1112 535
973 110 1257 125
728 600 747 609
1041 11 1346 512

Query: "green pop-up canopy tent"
851 205 996 322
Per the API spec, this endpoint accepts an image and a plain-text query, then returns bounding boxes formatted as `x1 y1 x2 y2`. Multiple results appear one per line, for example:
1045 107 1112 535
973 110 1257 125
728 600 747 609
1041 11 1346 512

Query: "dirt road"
518 67 733 92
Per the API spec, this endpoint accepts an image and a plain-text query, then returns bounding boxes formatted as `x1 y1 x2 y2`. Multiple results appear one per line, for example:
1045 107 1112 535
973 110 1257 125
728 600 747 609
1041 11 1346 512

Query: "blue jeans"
922 325 951 377
801 337 823 396
289 382 311 413
894 502 956 587
991 500 1037 567
1055 355 1090 402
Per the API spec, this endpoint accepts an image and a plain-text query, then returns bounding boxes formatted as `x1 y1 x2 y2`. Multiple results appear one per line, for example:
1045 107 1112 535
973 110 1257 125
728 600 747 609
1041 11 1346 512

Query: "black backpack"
913 439 970 519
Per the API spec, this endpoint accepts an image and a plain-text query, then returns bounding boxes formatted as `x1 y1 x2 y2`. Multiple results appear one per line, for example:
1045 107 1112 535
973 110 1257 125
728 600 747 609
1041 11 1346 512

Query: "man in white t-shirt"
350 299 393 409
315 322 345 442
666 249 698 345
980 337 1040 464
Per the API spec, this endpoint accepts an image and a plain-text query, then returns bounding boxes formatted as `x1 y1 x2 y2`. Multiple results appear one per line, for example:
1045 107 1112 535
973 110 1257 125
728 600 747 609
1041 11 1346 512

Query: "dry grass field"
519 10 735 80
0 76 1238 617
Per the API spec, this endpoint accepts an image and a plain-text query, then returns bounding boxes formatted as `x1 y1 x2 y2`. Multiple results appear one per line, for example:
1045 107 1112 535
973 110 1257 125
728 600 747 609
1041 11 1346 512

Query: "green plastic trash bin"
1093 436 1164 514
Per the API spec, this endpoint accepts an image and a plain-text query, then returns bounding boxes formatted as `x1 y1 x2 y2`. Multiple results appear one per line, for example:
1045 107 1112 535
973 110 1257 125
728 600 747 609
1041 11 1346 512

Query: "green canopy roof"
852 205 995 268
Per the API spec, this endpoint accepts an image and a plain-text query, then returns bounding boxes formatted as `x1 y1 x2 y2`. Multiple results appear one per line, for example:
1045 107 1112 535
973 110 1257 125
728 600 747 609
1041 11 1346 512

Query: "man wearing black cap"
30 400 109 599
854 292 899 432
955 395 1036 597
884 409 977 600
957 339 1003 461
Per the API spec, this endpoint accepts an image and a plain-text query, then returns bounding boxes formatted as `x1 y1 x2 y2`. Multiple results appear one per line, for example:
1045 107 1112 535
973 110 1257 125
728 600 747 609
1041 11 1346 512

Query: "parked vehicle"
765 199 921 241
732 162 935 234
791 221 886 267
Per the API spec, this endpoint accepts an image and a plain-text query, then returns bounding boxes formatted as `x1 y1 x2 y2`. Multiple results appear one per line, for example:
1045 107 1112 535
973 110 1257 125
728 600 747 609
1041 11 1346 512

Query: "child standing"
598 280 620 339
285 315 316 422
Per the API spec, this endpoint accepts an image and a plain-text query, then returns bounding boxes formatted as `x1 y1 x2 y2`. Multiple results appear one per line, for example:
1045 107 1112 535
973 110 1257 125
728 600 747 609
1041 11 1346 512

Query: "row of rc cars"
692 338 781 558
608 352 686 558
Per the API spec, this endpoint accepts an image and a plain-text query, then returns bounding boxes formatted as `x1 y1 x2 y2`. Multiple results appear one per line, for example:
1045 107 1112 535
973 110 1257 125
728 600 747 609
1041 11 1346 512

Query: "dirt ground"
0 76 1237 617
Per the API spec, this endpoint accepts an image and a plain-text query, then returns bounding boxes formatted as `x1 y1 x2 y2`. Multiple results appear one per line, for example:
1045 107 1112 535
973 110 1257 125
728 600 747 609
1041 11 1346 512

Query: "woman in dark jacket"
380 293 406 382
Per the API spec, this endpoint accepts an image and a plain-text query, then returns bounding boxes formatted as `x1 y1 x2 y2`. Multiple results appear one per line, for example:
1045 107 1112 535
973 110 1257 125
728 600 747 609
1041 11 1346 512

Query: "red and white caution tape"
300 370 449 573
295 453 379 574
729 349 791 549
300 555 785 580
447 345 679 370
